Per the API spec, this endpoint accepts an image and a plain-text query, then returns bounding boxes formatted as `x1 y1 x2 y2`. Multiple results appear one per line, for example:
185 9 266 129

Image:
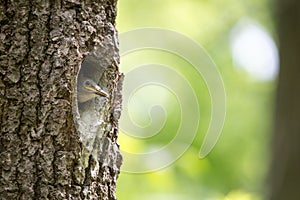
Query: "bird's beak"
85 85 109 97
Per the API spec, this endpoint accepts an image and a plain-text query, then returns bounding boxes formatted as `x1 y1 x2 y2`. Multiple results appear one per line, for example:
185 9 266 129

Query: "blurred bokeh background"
115 0 279 199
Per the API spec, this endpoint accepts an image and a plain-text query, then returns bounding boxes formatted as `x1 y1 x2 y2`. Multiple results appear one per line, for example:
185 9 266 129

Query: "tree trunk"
0 0 123 199
269 0 300 199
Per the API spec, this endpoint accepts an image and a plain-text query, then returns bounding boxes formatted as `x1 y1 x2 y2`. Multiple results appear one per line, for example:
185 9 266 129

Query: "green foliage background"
116 0 276 199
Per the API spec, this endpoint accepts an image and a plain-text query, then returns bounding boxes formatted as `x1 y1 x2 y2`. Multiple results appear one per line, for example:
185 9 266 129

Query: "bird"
77 55 109 103
77 78 109 103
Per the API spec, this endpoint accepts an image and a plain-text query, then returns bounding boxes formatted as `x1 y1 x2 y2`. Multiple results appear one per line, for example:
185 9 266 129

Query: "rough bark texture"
269 0 300 199
0 0 122 199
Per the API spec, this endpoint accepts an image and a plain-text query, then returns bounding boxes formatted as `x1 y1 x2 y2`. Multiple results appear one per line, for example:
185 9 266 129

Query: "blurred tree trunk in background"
270 0 300 199
0 1 122 199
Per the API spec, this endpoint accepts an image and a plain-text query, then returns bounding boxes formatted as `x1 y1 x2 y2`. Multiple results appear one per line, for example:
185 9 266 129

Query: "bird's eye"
84 80 91 87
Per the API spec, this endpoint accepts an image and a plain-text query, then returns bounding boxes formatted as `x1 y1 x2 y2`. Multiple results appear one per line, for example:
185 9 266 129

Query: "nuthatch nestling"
77 56 109 103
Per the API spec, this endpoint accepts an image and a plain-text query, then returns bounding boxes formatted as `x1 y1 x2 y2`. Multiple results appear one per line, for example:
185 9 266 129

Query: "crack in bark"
33 150 41 199
80 154 93 199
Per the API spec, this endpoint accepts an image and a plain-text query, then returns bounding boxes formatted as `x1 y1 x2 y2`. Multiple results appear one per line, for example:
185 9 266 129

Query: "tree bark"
0 0 123 199
269 0 300 199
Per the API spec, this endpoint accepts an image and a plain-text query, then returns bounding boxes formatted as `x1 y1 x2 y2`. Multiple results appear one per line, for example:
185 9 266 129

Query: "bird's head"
77 78 109 103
